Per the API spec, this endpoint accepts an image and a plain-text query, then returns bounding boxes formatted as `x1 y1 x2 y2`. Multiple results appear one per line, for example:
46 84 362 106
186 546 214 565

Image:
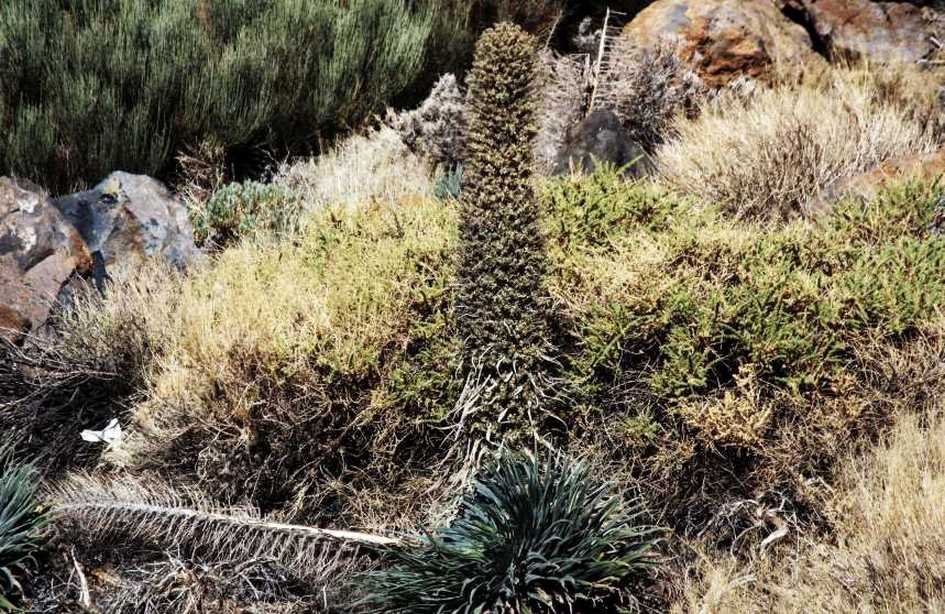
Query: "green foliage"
359 451 660 613
555 175 945 431
542 164 685 253
0 446 47 611
192 180 302 248
457 23 554 436
433 163 465 201
540 172 945 536
0 0 436 192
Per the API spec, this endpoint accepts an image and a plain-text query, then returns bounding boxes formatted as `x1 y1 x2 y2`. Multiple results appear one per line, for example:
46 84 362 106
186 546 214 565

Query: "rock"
0 178 92 341
553 109 652 176
790 0 941 64
53 172 203 278
622 0 821 88
1 172 202 342
812 147 945 211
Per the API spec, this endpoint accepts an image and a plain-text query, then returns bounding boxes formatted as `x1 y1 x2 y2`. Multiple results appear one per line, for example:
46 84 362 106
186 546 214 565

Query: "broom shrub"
0 0 436 192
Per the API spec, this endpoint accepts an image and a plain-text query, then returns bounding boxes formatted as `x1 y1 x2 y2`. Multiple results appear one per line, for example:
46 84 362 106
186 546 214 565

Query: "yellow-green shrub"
548 171 945 534
84 197 457 520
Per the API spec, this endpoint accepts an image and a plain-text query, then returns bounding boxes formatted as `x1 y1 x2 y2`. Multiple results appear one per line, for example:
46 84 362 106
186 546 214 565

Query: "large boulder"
0 178 92 341
787 0 942 64
1 172 202 341
622 0 821 88
553 109 652 176
53 172 203 276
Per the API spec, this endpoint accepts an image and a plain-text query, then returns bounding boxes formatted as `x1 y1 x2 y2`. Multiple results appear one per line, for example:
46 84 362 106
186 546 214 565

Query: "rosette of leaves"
434 163 464 201
0 447 47 611
359 451 662 612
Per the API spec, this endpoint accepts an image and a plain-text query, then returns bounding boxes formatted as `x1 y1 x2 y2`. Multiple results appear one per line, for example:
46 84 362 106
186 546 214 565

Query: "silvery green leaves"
359 451 661 612
0 446 47 611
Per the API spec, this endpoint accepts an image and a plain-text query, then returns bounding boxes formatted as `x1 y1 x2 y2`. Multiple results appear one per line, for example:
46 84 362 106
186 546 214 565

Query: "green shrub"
456 23 554 439
0 447 47 611
556 178 945 406
0 0 436 192
192 180 302 248
359 451 660 613
541 163 684 254
548 173 945 534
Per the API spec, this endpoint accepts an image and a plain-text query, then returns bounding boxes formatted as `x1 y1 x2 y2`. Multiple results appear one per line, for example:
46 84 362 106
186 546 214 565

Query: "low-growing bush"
674 391 945 613
359 451 661 613
549 171 945 536
387 74 467 169
21 169 945 608
108 197 456 523
0 0 437 192
191 180 303 248
541 164 684 254
597 40 705 150
658 66 936 220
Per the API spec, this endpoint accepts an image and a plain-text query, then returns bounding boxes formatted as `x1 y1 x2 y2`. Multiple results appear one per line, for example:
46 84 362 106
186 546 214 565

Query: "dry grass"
173 138 229 213
674 400 945 612
273 127 433 212
597 40 705 150
44 196 458 528
658 65 937 220
534 50 589 174
28 546 328 614
792 61 945 143
0 269 171 470
669 313 945 613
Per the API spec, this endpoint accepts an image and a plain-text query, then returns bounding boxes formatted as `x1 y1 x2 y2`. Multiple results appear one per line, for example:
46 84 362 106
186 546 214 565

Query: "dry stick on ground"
47 474 400 590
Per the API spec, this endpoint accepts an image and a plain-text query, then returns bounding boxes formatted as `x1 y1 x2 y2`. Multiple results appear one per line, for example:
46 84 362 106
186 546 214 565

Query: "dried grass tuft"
658 65 938 220
273 127 432 212
672 388 945 613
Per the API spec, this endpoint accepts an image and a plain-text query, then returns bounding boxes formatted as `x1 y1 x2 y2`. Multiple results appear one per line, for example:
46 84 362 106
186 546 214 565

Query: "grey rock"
553 110 652 177
53 172 203 279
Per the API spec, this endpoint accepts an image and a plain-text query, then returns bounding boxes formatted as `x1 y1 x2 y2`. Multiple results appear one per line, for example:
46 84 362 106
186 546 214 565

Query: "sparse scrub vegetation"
599 40 705 150
534 51 590 173
551 175 945 535
658 66 937 219
5 8 945 611
107 198 456 521
11 160 945 612
674 392 945 612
